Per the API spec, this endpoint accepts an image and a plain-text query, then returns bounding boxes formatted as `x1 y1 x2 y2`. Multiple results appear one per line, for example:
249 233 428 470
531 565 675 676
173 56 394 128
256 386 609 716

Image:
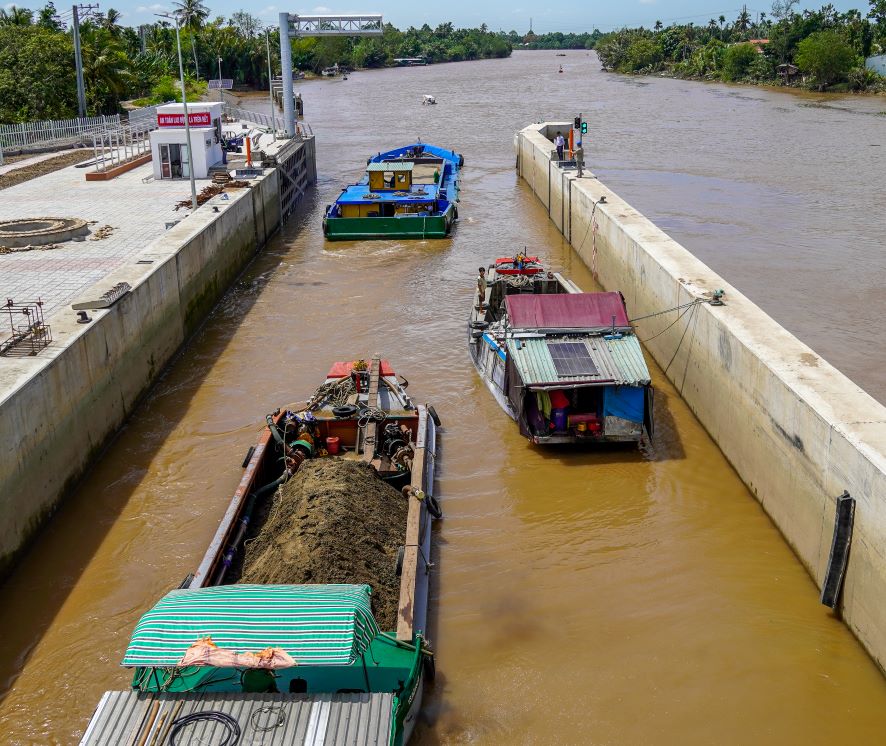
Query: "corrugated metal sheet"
80 690 394 746
366 161 413 172
603 335 651 386
507 335 650 387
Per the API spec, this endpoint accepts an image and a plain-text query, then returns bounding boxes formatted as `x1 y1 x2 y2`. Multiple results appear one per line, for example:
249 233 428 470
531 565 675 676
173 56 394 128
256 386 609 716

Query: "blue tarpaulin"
603 386 645 423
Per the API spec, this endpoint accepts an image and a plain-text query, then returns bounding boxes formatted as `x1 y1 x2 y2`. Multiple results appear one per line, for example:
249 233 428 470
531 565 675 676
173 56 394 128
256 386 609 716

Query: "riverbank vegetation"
595 1 886 92
0 3 512 123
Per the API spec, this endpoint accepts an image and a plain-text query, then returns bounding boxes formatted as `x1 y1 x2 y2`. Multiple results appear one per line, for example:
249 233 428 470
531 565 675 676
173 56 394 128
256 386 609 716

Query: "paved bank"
516 121 886 671
0 136 315 578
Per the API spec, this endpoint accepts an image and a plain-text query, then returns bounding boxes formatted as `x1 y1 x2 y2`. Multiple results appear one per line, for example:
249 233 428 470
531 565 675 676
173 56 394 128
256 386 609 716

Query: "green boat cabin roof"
506 334 651 389
122 584 379 668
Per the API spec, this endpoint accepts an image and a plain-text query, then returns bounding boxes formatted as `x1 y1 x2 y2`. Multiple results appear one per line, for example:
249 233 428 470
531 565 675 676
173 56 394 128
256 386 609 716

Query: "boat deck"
80 690 393 745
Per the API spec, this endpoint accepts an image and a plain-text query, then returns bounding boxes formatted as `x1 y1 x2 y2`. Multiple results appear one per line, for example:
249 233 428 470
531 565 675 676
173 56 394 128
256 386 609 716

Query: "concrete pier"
0 134 315 578
516 122 886 671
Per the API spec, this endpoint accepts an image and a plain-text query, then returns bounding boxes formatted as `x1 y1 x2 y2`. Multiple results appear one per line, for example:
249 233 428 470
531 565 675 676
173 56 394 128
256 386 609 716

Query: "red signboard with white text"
157 111 213 128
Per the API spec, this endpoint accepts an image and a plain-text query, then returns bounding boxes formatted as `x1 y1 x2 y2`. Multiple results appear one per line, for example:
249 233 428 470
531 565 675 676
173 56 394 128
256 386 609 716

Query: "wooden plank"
396 407 427 641
362 355 381 462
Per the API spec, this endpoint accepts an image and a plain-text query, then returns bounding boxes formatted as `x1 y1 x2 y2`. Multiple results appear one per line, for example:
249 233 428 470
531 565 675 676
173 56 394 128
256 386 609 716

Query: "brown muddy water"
1 51 885 744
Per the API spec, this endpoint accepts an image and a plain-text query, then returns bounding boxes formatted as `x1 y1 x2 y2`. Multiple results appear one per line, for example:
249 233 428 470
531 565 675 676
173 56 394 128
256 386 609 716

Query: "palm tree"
735 9 752 37
654 20 663 32
0 5 34 25
102 8 122 36
172 0 208 77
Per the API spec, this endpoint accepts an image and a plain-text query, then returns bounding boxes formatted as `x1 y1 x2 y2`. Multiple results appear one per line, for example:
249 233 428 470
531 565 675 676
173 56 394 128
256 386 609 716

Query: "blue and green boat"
82 358 440 745
323 143 463 240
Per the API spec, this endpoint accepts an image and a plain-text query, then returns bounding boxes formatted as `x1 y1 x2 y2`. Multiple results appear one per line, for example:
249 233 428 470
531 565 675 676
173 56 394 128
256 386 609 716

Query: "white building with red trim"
148 102 224 181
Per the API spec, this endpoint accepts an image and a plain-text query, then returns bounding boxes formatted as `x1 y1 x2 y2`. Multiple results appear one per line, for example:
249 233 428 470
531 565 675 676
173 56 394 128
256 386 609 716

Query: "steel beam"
278 12 383 137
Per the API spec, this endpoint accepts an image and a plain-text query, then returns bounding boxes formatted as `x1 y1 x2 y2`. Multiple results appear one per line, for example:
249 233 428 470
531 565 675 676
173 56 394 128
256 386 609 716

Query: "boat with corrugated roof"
323 142 462 240
81 357 440 745
468 256 654 445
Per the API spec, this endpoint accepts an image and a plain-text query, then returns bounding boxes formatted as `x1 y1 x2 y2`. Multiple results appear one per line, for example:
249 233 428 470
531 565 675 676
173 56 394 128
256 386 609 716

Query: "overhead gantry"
278 13 384 137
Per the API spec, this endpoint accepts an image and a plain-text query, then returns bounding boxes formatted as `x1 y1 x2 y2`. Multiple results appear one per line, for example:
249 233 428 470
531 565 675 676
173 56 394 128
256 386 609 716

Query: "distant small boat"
558 66 564 73
422 94 436 105
343 74 349 81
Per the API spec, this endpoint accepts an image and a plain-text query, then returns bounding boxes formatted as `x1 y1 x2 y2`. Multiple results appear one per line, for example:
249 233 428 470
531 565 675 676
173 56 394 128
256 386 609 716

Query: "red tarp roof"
505 292 629 329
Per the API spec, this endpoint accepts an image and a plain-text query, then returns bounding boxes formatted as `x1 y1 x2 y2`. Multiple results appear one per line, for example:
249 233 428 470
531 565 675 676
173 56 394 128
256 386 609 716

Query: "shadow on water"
0 196 316 708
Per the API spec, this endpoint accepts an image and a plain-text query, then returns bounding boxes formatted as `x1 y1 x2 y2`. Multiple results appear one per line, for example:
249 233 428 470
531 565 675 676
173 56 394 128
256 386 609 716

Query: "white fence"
90 119 154 173
0 114 121 150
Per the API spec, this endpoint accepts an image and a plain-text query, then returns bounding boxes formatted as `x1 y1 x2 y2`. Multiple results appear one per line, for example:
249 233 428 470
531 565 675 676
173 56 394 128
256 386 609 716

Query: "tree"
173 0 208 76
229 11 259 39
736 8 752 36
102 8 122 37
721 42 758 80
37 2 61 31
654 20 663 32
0 25 77 121
795 30 856 88
0 5 34 25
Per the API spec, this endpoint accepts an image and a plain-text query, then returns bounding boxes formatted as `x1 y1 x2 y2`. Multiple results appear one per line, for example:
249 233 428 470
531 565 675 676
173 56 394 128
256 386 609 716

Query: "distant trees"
0 6 513 123
595 2 884 91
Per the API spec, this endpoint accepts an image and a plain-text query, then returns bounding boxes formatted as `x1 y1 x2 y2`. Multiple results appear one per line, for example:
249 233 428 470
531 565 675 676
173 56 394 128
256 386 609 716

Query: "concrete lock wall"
516 122 886 671
0 170 282 577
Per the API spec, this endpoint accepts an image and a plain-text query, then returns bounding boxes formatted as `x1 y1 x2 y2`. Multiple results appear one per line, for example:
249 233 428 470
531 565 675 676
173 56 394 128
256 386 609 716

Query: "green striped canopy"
122 584 379 668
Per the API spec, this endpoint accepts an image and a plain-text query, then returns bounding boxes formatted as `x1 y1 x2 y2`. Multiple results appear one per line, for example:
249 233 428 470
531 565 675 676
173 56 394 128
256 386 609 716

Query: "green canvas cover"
122 584 379 668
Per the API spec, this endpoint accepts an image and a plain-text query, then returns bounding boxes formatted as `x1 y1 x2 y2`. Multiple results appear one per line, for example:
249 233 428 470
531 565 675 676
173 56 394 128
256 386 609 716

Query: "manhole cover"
0 217 89 248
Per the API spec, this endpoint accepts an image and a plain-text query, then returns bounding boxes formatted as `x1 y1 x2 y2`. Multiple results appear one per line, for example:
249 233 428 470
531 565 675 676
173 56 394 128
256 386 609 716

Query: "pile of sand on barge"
239 458 408 630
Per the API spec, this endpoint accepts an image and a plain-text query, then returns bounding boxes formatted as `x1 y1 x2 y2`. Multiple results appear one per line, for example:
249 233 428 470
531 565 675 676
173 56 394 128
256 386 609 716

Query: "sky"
11 0 872 33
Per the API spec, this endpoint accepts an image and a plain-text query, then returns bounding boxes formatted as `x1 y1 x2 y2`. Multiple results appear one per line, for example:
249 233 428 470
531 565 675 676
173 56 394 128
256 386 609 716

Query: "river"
1 50 885 744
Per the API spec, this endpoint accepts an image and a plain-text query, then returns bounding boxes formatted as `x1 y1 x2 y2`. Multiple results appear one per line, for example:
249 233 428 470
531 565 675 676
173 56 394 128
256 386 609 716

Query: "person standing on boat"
477 266 487 308
554 132 565 161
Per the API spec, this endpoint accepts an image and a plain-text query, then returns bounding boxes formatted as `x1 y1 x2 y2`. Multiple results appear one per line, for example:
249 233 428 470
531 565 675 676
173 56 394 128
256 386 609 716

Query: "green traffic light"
581 122 588 134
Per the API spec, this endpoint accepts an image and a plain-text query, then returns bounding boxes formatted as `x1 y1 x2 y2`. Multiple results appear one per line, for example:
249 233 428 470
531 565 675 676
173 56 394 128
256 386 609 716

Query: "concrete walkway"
0 160 206 318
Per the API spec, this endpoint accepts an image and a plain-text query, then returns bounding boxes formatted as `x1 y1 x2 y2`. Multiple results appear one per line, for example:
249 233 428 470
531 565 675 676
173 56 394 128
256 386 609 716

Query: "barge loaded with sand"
81 357 440 745
322 142 462 240
469 256 654 445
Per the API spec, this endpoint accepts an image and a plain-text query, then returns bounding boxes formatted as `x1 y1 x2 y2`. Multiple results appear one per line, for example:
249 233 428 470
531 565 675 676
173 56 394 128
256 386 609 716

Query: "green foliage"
0 24 76 121
795 30 857 88
594 3 880 92
721 43 759 81
625 38 663 72
847 65 884 90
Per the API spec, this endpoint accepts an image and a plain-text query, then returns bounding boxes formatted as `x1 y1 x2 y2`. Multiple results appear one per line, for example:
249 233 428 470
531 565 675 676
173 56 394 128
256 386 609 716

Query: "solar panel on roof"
547 342 599 377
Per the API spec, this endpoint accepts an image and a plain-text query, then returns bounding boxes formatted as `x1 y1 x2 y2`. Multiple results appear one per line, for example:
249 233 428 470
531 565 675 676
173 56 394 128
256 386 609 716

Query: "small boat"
558 65 564 73
81 357 441 745
321 64 340 77
468 257 654 445
323 142 463 240
343 74 349 80
422 94 437 105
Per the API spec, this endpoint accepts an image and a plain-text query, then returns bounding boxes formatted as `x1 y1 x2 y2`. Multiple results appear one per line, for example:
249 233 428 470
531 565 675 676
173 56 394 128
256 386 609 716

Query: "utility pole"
217 56 223 103
72 4 99 118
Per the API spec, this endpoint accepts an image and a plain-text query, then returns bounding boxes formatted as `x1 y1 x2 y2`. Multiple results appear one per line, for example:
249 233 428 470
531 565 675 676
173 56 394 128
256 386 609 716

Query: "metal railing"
222 104 313 139
90 120 154 173
0 115 121 150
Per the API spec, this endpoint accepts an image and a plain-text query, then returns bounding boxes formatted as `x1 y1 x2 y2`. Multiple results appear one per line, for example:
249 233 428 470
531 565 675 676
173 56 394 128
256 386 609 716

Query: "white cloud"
313 5 331 12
